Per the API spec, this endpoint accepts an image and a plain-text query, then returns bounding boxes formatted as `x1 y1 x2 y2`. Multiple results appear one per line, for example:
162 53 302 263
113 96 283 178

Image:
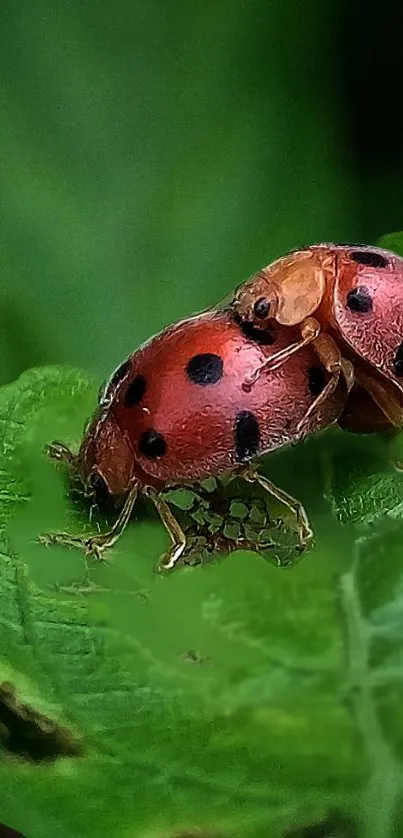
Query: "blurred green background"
3 7 403 837
1 1 402 385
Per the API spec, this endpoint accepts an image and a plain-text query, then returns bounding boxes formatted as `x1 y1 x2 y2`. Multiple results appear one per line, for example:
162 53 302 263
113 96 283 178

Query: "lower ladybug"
44 309 347 569
231 243 403 430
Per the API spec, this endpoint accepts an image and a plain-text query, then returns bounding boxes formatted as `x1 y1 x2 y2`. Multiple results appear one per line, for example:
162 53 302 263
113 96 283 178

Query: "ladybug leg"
39 483 139 559
46 441 78 468
354 368 403 428
243 317 321 386
296 334 354 435
240 465 313 549
144 487 187 571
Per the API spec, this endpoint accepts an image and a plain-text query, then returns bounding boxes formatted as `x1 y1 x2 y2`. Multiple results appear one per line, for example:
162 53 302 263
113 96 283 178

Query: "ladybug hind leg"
240 464 313 550
39 483 139 559
144 486 187 571
296 333 354 435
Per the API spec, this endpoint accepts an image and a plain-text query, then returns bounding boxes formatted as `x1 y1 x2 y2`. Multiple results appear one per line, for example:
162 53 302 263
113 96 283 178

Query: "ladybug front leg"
296 333 354 435
144 486 187 571
244 316 321 386
39 483 139 559
240 464 313 550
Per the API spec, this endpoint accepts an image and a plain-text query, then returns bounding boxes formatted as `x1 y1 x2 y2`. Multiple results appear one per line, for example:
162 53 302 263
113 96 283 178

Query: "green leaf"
1 366 403 837
378 232 403 257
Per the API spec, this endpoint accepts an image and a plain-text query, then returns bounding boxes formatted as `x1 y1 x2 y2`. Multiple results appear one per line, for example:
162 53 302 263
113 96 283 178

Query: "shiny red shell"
319 245 403 393
78 309 347 495
233 243 403 426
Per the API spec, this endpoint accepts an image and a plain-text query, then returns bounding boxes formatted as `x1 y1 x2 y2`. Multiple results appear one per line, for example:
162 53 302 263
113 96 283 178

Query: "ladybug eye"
253 297 270 319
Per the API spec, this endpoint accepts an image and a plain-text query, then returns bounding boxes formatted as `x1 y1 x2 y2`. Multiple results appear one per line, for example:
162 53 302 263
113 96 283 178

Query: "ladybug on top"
231 243 403 429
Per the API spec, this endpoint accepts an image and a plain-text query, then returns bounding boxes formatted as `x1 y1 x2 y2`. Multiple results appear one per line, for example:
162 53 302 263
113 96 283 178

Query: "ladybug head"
232 271 279 329
233 247 336 327
77 410 137 500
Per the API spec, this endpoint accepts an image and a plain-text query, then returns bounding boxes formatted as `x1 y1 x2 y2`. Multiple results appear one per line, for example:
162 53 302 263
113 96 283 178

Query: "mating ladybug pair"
45 243 403 570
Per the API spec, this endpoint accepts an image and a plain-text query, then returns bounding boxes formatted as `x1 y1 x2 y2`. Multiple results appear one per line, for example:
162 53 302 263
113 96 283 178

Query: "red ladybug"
232 243 403 430
45 309 347 569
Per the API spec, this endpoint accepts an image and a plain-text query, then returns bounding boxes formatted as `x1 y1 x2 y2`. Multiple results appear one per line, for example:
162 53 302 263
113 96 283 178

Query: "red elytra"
45 309 348 569
232 243 403 429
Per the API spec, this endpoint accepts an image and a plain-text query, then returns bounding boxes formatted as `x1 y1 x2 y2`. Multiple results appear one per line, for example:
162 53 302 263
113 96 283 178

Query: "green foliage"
2 2 403 833
378 232 403 258
1 367 403 837
0 0 357 387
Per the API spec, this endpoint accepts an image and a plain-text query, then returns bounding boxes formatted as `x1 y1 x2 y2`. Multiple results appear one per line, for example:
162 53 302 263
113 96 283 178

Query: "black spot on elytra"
186 353 224 385
393 341 403 377
346 285 373 314
308 366 326 396
234 411 260 461
139 429 167 458
232 312 276 345
350 249 388 269
124 374 147 407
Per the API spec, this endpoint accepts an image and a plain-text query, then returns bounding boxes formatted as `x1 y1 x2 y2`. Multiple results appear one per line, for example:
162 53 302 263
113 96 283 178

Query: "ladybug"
231 243 403 429
44 309 347 570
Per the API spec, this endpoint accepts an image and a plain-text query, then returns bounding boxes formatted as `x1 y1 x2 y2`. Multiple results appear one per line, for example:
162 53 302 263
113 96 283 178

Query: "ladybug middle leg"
242 316 353 409
296 332 354 435
239 464 313 550
244 316 321 385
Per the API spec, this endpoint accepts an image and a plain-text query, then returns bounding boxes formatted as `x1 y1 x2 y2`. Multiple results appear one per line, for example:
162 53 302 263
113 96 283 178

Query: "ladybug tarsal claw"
144 486 187 572
38 530 109 561
82 537 104 560
158 542 187 572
